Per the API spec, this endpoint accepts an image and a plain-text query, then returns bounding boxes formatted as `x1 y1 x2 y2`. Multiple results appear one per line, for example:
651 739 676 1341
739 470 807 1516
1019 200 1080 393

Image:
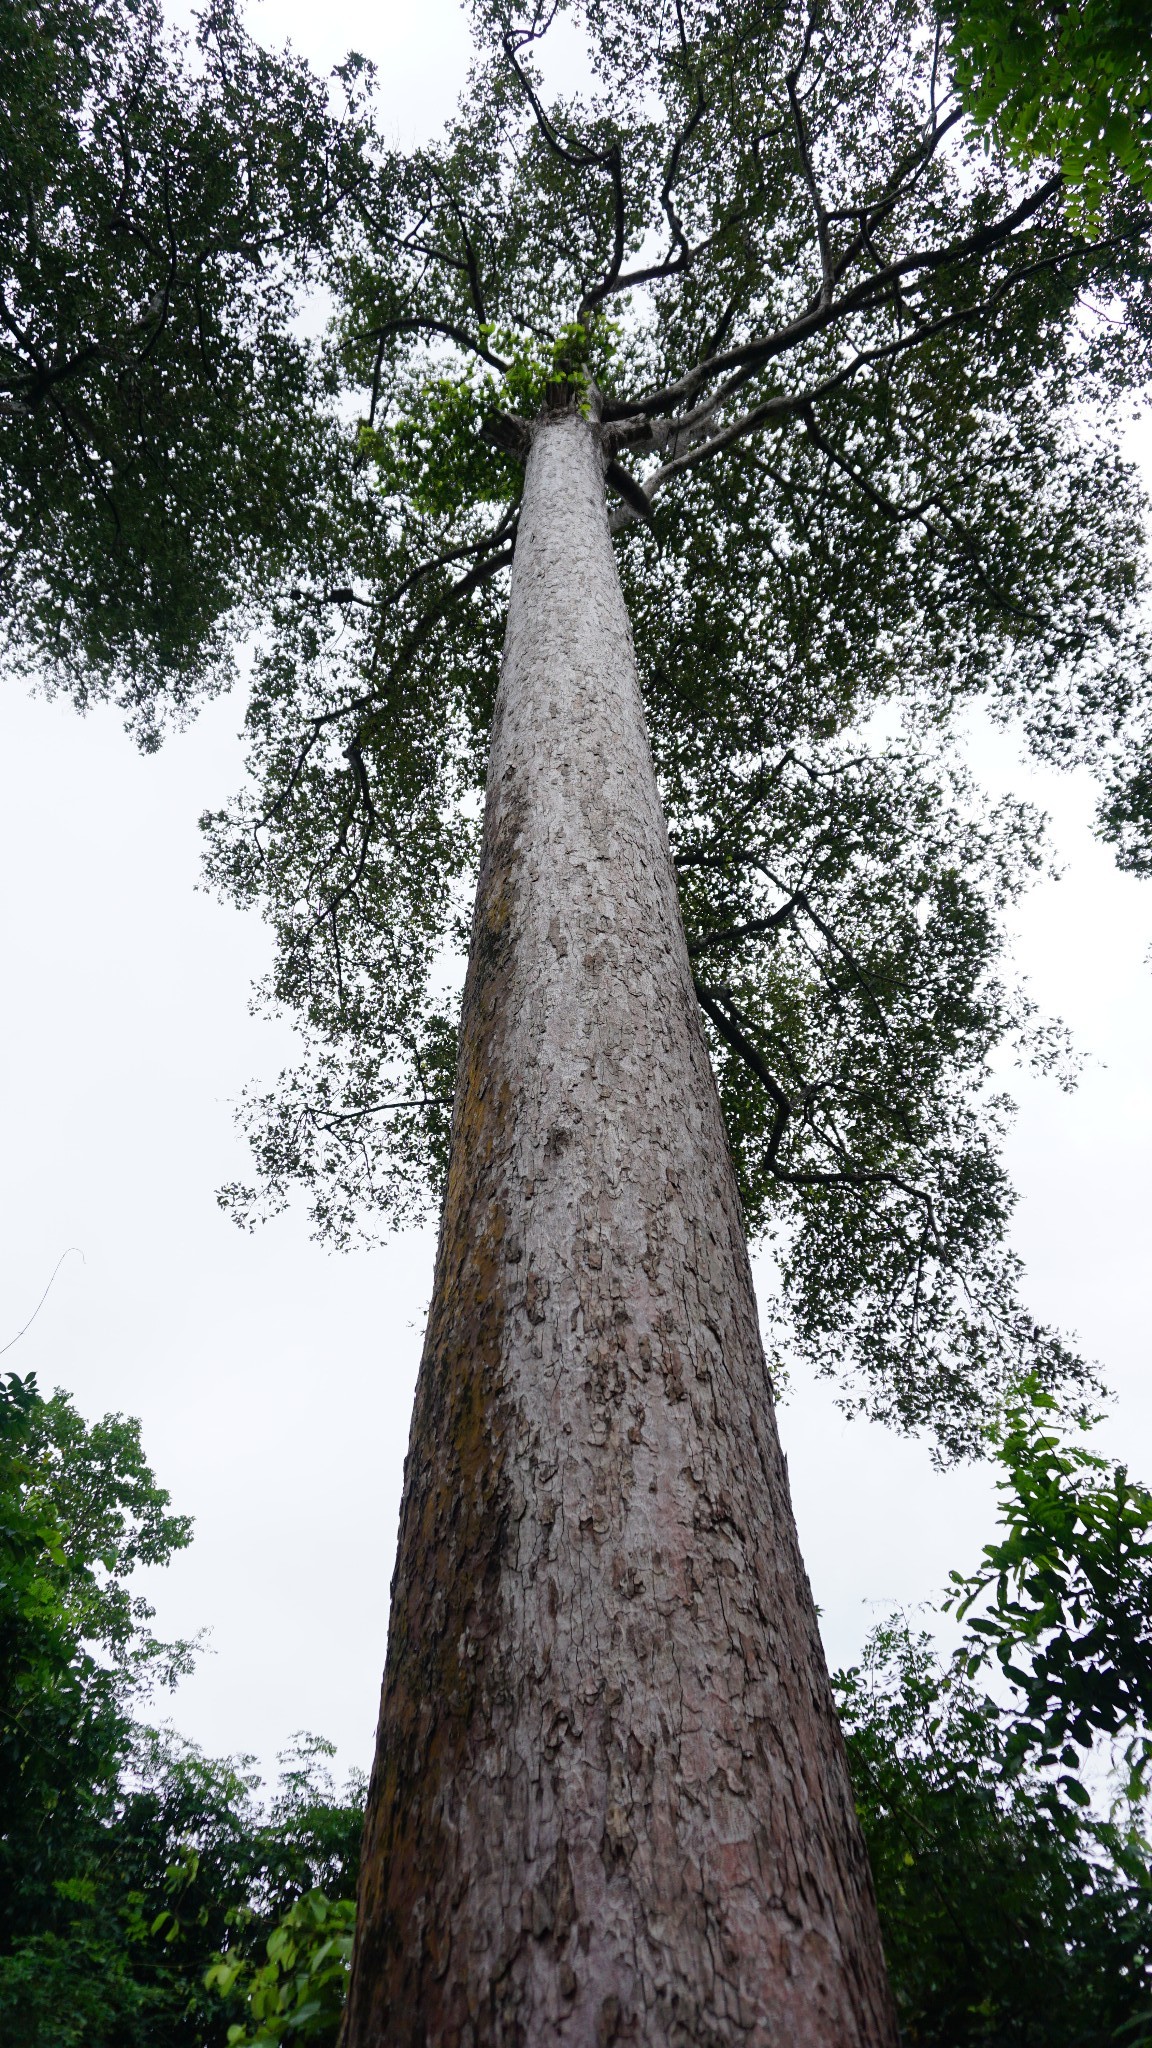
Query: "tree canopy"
203 0 1152 1457
947 0 1152 215
0 0 366 737
4 0 1152 1458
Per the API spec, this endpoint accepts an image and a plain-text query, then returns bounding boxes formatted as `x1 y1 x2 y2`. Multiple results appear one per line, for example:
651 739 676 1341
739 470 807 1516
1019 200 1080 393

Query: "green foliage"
839 1618 1152 2045
948 0 1152 215
9 1363 1152 2043
0 0 367 735
15 1373 194 1659
949 1383 1152 1793
0 1924 160 2048
205 1892 354 2046
0 1373 365 2048
836 1387 1152 2039
0 1731 365 2048
370 367 519 518
0 1368 194 1950
356 313 619 515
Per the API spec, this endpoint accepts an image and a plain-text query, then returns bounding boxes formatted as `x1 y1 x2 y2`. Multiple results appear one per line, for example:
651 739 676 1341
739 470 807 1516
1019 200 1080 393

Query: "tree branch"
602 171 1063 428
786 38 834 305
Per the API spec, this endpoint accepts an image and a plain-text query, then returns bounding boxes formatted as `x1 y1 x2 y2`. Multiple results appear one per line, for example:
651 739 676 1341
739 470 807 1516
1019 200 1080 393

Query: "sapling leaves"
948 1382 1152 1790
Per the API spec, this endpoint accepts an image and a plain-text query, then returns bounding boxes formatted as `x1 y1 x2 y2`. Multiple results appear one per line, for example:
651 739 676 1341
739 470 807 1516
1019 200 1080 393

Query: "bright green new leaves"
205 1892 355 2046
948 0 1152 215
0 1370 195 1947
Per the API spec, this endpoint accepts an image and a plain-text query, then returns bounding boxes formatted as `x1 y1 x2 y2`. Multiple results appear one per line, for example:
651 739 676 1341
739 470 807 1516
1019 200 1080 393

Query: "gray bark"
343 410 898 2046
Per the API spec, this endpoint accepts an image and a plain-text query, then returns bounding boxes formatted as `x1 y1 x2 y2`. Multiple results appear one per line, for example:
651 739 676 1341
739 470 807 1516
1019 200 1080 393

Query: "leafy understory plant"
948 1380 1152 1803
205 1891 355 2047
839 1381 1152 2044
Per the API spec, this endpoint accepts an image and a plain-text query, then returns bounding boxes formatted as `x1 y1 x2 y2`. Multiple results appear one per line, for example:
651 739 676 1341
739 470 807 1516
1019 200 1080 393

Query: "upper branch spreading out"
179 0 1151 1445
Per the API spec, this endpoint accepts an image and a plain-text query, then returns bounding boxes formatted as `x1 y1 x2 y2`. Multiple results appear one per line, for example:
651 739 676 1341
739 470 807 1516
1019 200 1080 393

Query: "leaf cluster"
839 1617 1152 2045
205 1890 354 2047
947 0 1152 218
839 1385 1152 2040
0 1368 195 1949
0 0 368 737
0 1376 364 2048
949 1382 1152 1794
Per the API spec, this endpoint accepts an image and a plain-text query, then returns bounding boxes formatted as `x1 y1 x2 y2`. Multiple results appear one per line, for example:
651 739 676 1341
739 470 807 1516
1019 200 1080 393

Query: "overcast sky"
2 0 1150 1789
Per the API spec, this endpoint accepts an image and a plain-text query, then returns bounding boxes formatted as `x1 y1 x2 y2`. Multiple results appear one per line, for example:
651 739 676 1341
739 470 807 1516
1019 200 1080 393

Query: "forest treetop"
0 0 370 731
4 0 1152 1455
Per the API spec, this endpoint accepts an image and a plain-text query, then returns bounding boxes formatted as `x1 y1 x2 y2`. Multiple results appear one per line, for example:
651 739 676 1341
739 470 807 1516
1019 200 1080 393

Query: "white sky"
1 0 1149 1786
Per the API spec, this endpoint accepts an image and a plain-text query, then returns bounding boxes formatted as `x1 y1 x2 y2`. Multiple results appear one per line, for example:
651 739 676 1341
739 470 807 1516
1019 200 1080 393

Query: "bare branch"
694 980 793 1167
353 315 510 374
695 979 943 1229
686 897 802 956
259 529 516 835
579 142 627 316
609 240 1077 526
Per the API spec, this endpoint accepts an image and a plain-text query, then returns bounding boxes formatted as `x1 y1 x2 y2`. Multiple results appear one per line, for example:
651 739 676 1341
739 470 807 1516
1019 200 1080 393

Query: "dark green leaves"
949 1382 1152 1791
838 1617 1152 2045
0 0 366 737
0 1372 364 2047
947 0 1152 216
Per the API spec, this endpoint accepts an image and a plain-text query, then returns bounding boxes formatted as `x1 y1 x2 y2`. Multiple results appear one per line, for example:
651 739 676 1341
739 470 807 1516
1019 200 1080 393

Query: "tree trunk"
342 410 898 2047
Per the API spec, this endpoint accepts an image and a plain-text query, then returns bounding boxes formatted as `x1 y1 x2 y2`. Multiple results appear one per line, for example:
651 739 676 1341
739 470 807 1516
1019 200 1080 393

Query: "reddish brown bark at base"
342 412 899 2046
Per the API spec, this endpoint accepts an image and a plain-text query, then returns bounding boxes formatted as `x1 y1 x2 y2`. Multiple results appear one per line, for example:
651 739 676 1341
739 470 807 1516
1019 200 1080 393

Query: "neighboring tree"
838 1618 1152 2046
0 0 365 737
839 1386 1152 2043
11 1370 1152 2047
0 1366 194 1953
0 1370 364 2048
203 6 1146 2035
5 0 1152 2035
946 0 1152 213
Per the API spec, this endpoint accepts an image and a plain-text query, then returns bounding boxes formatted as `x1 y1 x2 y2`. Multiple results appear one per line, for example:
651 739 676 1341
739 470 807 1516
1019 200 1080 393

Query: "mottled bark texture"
343 412 898 2047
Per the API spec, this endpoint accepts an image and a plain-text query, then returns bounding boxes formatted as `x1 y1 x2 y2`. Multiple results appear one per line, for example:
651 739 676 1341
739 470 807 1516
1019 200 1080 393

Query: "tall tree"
212 2 1147 2036
5 0 1152 2036
343 406 900 2040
